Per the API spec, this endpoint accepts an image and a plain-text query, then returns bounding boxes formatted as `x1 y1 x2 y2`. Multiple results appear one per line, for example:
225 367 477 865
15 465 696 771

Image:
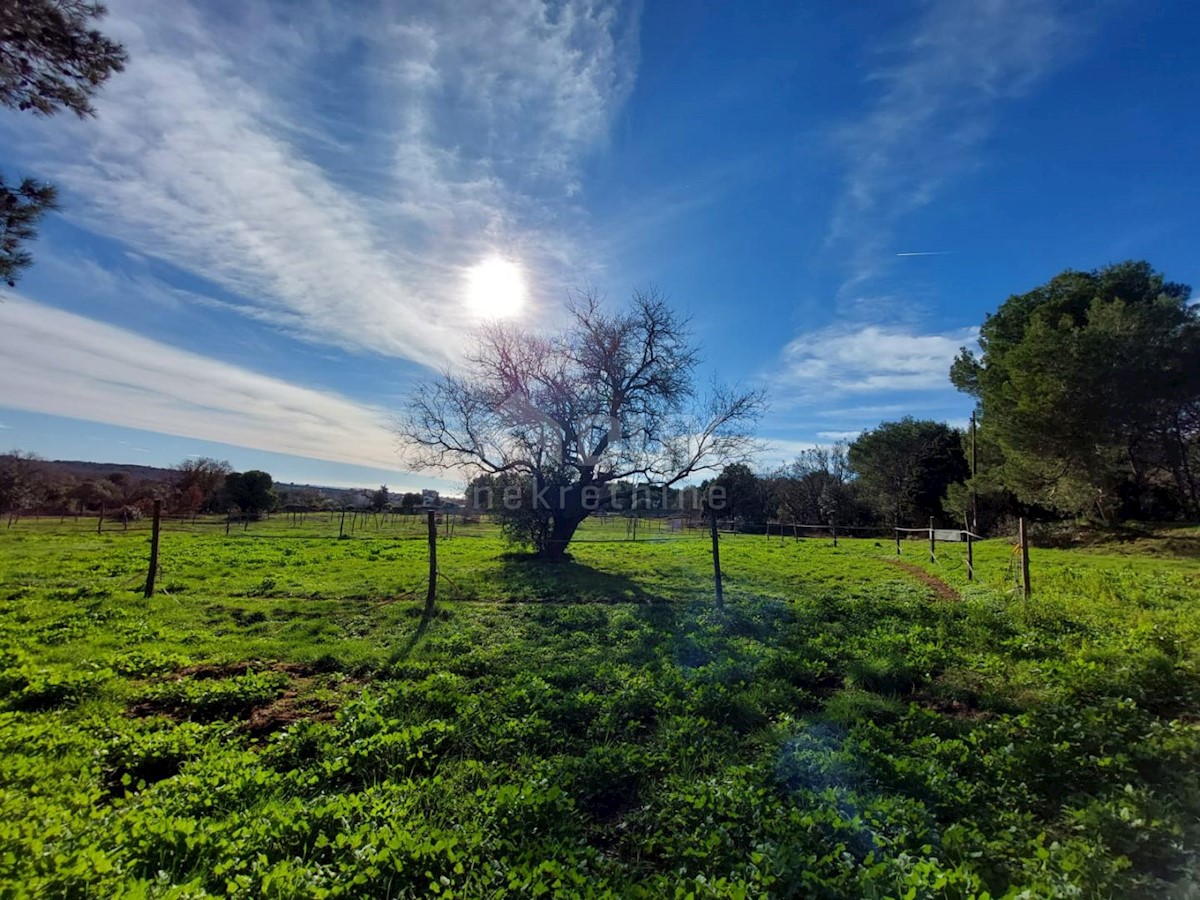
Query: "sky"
1 0 1197 493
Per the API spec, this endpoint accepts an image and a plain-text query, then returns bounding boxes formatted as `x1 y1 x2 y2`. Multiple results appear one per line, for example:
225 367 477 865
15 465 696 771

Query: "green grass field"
1 518 1198 897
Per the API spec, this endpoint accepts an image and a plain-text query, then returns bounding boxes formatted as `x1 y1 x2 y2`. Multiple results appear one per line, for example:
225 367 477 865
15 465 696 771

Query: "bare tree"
0 449 44 515
172 457 231 512
399 290 765 558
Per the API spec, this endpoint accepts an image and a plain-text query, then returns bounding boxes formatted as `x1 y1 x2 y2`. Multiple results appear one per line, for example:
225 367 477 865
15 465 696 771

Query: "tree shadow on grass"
491 554 669 604
1037 523 1200 557
390 557 669 665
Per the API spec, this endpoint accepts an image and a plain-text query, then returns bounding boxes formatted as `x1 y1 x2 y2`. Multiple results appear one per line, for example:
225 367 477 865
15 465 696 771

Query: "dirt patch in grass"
176 660 319 679
887 560 959 601
126 698 175 719
244 688 339 736
913 693 995 721
128 662 352 735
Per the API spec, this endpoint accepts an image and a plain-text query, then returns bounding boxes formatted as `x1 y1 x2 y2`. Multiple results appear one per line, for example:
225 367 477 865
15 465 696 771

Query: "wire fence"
761 518 1030 593
3 508 1034 599
0 509 714 543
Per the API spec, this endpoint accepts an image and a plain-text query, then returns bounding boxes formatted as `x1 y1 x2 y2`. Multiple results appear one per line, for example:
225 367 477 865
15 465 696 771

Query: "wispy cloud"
754 436 884 471
821 401 958 421
0 297 405 470
764 1 1088 434
828 0 1087 294
752 438 826 470
777 323 978 401
4 0 639 366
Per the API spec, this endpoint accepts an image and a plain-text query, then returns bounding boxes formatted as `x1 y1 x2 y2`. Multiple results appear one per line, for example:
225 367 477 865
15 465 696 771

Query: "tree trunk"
1170 420 1200 517
541 512 588 560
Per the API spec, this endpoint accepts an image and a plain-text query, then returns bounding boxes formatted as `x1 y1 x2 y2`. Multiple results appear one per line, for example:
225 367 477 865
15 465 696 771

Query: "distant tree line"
699 420 971 533
703 260 1199 533
0 454 443 524
0 454 278 520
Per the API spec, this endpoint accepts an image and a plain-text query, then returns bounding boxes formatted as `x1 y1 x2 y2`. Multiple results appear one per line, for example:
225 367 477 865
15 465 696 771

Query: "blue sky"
1 0 1197 492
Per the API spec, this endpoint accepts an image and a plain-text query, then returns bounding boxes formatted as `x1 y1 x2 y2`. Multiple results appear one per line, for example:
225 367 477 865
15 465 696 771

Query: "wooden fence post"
709 507 724 610
425 510 438 614
964 514 974 582
929 517 936 563
144 500 162 598
895 527 901 556
98 503 104 534
1019 517 1031 602
832 523 838 548
338 508 346 539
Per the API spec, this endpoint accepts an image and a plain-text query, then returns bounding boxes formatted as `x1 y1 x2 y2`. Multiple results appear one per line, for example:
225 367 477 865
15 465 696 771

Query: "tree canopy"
768 444 861 527
847 419 968 525
0 0 126 285
400 290 764 557
951 261 1199 520
712 463 761 523
369 485 389 512
0 450 43 511
223 470 276 519
172 457 231 514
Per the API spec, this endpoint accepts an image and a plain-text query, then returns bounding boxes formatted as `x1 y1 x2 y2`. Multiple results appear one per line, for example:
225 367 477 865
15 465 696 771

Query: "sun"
465 257 527 318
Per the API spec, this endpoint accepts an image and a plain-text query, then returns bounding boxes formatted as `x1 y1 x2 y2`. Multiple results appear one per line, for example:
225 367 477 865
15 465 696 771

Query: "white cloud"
779 323 978 399
751 438 838 471
774 2 1082 429
828 0 1086 292
4 0 639 366
0 297 405 470
820 401 944 420
816 430 862 441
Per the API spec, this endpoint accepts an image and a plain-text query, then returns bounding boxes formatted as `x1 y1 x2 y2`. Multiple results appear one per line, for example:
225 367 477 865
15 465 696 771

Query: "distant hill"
36 459 377 504
41 459 175 482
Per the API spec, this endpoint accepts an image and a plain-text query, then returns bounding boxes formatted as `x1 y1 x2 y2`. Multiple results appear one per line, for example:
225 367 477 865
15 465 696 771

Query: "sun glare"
465 257 527 318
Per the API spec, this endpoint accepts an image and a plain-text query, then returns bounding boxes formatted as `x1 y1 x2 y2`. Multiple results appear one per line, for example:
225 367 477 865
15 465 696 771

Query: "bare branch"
396 290 767 555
